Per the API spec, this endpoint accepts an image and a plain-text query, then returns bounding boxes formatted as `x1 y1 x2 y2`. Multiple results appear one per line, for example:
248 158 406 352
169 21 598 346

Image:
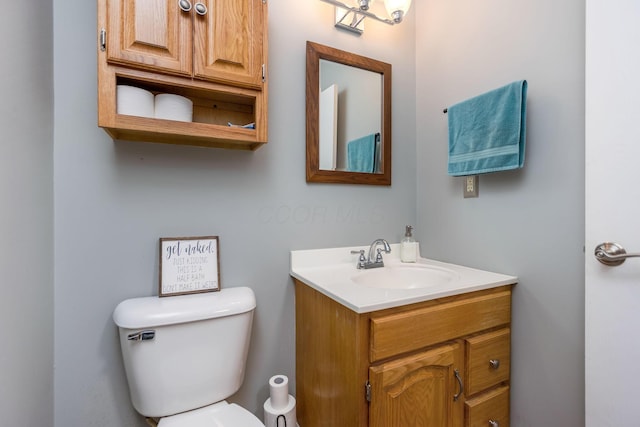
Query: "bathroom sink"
290 244 518 313
351 264 459 289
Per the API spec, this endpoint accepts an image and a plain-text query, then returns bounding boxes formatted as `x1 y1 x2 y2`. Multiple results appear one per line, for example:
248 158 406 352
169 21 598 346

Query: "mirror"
306 41 392 185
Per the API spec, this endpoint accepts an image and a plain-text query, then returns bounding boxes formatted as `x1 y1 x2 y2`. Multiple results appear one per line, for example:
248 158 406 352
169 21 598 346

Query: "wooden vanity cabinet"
294 281 513 427
97 0 268 149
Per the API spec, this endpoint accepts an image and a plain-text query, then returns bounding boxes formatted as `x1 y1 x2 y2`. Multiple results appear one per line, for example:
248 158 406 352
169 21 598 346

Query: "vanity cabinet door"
106 0 193 76
369 342 464 427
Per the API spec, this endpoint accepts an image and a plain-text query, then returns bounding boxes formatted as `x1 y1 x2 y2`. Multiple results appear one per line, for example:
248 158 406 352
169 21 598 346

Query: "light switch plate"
464 175 479 198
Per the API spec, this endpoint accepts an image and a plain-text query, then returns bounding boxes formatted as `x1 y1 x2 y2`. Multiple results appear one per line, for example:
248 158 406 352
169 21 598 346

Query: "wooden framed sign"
159 236 220 297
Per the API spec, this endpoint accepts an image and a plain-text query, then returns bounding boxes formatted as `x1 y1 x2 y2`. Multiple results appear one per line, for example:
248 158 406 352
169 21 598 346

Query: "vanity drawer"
465 385 509 427
465 328 511 395
369 290 511 362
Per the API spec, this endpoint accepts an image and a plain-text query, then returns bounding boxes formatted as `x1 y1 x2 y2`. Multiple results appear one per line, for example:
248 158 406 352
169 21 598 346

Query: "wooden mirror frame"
306 41 392 185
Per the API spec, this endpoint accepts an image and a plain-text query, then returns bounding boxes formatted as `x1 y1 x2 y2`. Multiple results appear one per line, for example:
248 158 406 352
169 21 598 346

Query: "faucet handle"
375 248 384 263
350 250 367 269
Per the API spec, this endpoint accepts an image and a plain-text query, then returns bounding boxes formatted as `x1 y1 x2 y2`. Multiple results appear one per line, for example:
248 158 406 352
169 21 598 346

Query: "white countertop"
290 244 517 313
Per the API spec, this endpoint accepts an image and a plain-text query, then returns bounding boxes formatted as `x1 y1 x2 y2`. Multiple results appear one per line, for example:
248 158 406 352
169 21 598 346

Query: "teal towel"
347 133 378 173
447 80 527 176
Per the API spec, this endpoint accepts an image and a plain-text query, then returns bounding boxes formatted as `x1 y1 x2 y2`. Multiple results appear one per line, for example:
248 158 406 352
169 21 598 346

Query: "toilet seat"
158 401 265 427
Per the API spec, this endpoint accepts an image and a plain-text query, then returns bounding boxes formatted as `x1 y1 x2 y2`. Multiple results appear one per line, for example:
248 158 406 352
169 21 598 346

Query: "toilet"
113 287 264 427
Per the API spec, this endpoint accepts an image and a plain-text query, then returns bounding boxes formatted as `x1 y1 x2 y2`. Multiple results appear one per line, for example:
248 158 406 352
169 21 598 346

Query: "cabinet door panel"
193 0 265 89
369 343 464 427
107 0 192 75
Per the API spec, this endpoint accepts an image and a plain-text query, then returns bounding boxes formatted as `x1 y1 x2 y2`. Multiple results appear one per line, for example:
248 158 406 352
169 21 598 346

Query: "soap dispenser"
400 225 417 263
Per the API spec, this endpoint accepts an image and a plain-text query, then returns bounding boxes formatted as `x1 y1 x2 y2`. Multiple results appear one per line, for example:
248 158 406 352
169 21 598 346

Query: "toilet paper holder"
264 375 297 427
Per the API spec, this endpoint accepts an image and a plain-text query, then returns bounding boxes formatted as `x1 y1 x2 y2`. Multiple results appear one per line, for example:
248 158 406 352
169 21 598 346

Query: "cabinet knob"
489 359 500 369
178 0 192 12
194 2 208 15
489 420 499 427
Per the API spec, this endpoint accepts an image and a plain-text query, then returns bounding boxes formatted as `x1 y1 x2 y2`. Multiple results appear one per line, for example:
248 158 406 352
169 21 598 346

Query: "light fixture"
321 0 412 35
383 0 411 23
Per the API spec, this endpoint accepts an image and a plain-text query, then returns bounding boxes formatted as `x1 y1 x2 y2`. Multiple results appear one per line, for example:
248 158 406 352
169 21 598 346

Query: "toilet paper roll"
269 375 289 410
116 85 154 118
264 395 297 427
154 93 193 122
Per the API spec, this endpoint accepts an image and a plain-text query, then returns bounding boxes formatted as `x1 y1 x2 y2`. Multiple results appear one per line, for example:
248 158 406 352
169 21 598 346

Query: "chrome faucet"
351 238 392 269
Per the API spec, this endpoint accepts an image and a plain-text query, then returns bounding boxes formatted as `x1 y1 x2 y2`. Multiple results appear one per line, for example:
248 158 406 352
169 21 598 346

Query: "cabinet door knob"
194 2 208 15
489 359 500 369
489 420 499 427
178 0 192 12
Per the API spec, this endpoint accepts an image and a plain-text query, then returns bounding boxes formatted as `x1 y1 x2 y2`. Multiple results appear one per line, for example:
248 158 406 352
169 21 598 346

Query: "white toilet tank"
113 287 256 418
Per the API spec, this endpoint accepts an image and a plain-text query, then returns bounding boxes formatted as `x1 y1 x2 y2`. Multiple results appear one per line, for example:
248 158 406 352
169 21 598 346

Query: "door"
193 0 265 89
319 84 338 171
106 0 192 75
585 0 640 425
369 342 464 427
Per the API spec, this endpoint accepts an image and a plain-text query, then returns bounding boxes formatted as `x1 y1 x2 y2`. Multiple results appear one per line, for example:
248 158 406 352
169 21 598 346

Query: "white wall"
0 0 54 425
52 0 416 425
415 0 585 425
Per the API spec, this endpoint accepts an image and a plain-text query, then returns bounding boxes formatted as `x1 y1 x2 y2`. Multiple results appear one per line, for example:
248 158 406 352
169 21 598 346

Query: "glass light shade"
357 0 372 11
384 0 411 22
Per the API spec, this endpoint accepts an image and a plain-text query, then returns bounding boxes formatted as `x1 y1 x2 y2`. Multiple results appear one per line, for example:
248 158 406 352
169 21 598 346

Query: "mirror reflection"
319 59 382 173
306 41 391 185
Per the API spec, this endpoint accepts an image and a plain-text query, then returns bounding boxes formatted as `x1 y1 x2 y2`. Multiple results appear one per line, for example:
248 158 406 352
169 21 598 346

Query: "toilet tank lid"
113 287 256 329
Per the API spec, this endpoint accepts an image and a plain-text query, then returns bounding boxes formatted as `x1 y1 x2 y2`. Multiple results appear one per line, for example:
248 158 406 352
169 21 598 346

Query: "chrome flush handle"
127 330 155 341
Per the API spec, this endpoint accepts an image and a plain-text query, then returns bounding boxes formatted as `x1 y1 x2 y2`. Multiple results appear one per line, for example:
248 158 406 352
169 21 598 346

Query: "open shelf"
99 67 267 150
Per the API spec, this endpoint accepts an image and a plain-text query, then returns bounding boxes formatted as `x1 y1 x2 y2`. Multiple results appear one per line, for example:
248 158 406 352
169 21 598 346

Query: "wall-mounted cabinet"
98 0 268 150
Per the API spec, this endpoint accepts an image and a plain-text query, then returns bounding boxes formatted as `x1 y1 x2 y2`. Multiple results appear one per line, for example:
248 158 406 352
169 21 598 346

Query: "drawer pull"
489 420 499 427
489 359 500 369
453 369 464 401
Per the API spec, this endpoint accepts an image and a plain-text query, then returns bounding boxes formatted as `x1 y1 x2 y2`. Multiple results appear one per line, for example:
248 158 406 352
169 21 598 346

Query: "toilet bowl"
113 287 264 426
158 401 264 427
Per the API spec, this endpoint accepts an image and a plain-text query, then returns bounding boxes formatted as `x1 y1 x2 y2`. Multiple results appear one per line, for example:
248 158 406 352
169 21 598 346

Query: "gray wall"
0 0 54 425
415 0 585 426
52 0 415 425
1 0 585 425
